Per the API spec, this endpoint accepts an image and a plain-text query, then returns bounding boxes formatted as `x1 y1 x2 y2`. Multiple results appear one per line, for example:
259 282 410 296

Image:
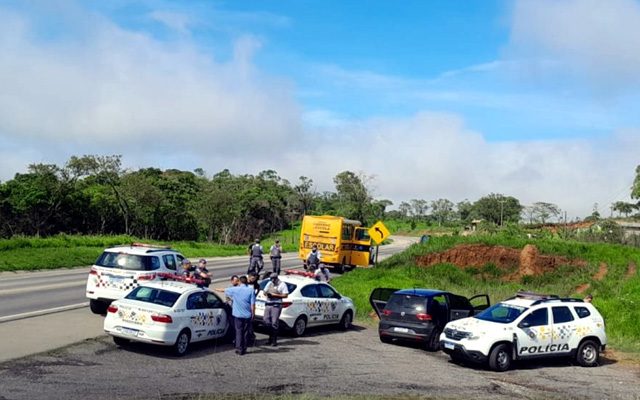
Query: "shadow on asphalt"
108 323 367 359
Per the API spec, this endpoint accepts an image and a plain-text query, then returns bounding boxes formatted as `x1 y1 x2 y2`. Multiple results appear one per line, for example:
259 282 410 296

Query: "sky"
0 0 639 219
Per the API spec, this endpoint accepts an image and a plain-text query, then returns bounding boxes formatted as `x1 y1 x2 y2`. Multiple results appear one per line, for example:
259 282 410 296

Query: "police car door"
550 305 577 354
317 284 341 323
300 284 322 325
185 292 210 342
204 291 229 339
515 307 552 358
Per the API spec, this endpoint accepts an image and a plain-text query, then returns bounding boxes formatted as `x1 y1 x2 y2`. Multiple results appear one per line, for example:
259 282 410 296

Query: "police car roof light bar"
511 290 560 301
131 242 172 249
284 269 315 278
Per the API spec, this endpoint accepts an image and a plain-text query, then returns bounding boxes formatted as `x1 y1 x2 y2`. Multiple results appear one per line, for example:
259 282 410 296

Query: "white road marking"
0 281 86 297
0 302 89 323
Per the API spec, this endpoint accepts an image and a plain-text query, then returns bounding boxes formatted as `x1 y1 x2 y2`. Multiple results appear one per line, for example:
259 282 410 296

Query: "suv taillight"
416 313 432 321
107 305 118 313
151 314 173 323
382 309 392 316
89 267 98 275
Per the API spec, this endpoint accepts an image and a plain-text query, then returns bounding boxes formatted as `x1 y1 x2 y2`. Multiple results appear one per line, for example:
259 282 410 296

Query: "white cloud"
0 2 638 220
508 0 640 92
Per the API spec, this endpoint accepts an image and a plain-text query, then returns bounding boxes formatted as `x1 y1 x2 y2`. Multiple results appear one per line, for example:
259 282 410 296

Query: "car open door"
469 294 490 313
369 288 398 318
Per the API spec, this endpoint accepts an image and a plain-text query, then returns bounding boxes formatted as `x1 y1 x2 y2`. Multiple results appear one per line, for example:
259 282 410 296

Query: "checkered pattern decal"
306 300 337 314
91 271 140 293
552 324 574 340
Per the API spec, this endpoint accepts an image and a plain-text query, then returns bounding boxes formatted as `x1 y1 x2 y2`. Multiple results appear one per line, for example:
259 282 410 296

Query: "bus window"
342 225 353 241
355 228 370 241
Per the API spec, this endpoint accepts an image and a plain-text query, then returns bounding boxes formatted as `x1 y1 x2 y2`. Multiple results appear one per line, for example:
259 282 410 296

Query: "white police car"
254 271 355 336
440 291 607 371
104 279 230 356
86 243 187 314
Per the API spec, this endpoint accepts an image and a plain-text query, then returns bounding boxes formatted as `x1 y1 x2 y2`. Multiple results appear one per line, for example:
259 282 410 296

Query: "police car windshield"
125 287 180 307
474 303 527 324
96 252 160 271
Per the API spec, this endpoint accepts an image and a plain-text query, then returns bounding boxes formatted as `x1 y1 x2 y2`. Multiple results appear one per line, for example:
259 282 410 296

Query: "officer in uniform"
263 273 289 346
269 240 283 275
248 239 264 274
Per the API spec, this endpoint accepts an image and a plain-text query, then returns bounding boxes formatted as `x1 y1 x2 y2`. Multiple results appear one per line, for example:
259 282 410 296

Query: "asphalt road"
0 240 405 322
1 323 638 400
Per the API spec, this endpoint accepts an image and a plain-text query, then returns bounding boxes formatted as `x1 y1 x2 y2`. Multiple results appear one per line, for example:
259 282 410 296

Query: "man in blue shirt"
224 275 256 355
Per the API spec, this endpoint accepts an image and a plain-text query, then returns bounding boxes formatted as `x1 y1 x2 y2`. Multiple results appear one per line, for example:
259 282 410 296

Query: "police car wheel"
113 336 129 347
89 299 108 315
339 311 352 330
293 316 307 337
576 340 599 367
173 330 191 356
489 343 512 372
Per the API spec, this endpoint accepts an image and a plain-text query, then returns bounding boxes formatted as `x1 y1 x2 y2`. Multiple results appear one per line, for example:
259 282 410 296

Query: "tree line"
3 155 636 243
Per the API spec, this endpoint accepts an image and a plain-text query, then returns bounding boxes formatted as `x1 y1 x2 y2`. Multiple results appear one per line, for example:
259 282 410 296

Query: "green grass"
332 234 640 353
0 233 300 271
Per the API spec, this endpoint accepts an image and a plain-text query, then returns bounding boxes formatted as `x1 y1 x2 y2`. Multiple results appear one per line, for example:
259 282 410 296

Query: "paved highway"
0 236 414 322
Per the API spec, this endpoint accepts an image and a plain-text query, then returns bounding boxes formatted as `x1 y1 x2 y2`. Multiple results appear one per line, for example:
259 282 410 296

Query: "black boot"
271 335 278 347
266 333 273 345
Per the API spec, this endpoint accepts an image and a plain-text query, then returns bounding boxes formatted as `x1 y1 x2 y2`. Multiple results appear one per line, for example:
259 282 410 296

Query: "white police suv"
254 270 355 336
86 243 187 314
439 291 607 371
104 279 230 356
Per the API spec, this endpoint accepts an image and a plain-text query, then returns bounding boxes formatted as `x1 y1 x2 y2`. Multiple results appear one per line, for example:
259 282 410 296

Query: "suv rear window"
125 287 180 307
385 294 427 313
96 252 161 271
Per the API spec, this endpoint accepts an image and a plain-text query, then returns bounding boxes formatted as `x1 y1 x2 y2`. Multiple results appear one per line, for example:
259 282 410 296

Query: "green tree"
472 193 523 226
333 171 373 223
632 165 640 200
430 198 454 226
67 155 131 234
531 202 560 224
612 201 636 218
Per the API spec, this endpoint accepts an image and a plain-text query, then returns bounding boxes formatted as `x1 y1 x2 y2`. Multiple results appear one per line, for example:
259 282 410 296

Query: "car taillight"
107 305 118 313
138 273 156 281
151 313 173 323
416 313 432 321
282 301 293 309
89 268 98 275
382 309 392 316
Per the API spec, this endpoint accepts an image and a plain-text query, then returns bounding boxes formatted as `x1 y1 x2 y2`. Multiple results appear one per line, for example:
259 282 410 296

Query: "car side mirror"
518 321 530 329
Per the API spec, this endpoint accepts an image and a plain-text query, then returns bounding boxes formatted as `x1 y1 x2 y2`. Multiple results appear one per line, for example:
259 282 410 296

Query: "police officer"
248 239 264 274
179 259 196 277
269 240 283 275
306 245 321 271
195 258 211 287
246 272 260 346
263 272 289 347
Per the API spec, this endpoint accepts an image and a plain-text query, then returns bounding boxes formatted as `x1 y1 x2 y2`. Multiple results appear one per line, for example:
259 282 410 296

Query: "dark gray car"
370 288 490 351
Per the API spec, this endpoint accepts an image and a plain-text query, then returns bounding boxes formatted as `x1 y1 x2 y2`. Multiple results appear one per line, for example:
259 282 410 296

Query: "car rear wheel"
339 311 353 330
379 335 393 344
488 343 512 372
293 316 307 337
113 336 129 347
426 328 441 352
576 340 599 367
90 299 108 315
173 329 191 356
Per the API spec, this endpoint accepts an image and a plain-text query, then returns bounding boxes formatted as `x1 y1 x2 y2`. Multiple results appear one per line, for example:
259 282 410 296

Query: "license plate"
394 327 409 333
444 342 455 350
121 327 139 336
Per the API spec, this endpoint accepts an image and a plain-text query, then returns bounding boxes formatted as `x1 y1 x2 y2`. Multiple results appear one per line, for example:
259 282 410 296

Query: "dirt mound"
626 262 637 279
593 263 608 281
415 244 586 280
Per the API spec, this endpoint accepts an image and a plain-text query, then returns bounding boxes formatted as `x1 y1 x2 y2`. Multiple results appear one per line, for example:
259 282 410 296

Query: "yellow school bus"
299 215 373 272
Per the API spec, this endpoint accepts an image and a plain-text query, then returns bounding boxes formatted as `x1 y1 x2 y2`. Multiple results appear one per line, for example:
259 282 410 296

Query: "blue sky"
0 0 639 218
